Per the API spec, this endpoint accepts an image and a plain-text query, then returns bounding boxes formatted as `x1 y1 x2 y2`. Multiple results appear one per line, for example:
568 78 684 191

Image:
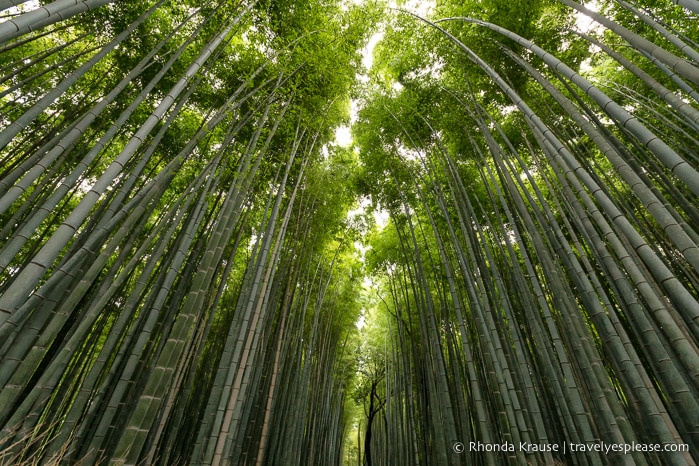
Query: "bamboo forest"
2 0 699 464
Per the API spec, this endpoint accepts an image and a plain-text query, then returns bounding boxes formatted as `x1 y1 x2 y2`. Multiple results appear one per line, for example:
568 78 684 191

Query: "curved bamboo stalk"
570 29 699 130
612 0 699 64
0 0 115 47
0 0 159 151
0 3 252 326
0 0 34 12
556 0 699 84
0 7 199 213
434 15 699 198
667 0 699 15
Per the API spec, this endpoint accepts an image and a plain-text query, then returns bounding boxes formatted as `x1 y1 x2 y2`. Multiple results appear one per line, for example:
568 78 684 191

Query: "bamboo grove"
0 0 698 465
354 0 699 464
0 1 372 464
